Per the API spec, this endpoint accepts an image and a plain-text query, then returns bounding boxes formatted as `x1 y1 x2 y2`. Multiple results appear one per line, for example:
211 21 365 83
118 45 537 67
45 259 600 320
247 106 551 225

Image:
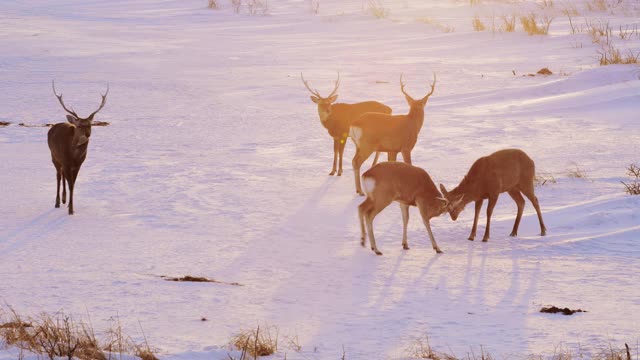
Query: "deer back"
449 149 536 201
325 101 391 138
363 161 441 205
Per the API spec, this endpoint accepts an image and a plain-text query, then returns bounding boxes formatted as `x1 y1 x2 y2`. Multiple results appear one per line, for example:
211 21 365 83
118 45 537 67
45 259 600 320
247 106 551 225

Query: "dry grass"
231 0 242 13
598 44 640 65
567 163 587 179
520 13 554 35
500 14 516 32
207 0 218 9
0 307 158 360
535 171 557 186
366 0 389 19
416 17 455 33
622 164 640 195
230 325 278 359
586 0 608 12
247 0 269 16
472 16 486 31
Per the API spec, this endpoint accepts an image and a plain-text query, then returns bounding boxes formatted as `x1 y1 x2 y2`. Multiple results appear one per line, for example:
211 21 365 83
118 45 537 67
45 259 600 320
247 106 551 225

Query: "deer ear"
439 184 448 195
310 96 320 104
328 94 338 103
66 115 79 125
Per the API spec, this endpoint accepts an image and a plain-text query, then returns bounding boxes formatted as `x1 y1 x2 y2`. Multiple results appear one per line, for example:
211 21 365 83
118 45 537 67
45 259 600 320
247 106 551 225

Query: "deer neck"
71 128 90 154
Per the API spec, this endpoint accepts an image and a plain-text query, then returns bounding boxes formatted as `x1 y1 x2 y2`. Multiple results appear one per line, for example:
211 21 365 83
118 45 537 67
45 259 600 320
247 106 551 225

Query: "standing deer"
439 149 547 242
358 161 449 255
301 73 391 176
350 73 436 195
48 80 108 215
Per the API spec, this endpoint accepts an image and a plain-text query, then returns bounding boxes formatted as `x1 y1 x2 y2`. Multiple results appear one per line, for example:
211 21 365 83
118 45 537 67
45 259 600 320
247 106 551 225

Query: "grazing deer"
48 80 108 215
439 149 547 242
301 73 391 176
350 73 436 195
358 161 449 255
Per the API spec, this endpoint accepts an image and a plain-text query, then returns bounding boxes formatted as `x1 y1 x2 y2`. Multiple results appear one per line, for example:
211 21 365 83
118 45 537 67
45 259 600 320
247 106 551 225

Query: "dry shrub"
231 0 242 13
567 163 587 179
622 163 640 195
472 16 486 31
207 0 218 9
231 325 278 358
247 0 269 15
520 13 553 35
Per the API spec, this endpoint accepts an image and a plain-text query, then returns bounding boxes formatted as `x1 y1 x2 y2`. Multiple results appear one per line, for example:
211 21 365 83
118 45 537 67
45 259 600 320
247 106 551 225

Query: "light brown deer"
350 73 436 195
439 149 547 242
48 80 108 215
301 73 391 176
358 161 449 255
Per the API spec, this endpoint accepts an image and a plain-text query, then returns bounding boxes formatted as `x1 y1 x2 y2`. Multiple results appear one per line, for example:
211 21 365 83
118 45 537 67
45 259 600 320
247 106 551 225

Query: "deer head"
439 184 465 221
52 80 109 146
400 72 436 109
301 72 340 122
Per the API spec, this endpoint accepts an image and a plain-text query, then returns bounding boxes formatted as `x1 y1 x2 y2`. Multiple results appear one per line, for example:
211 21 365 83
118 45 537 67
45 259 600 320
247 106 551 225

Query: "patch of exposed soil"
161 275 243 286
540 305 587 315
0 121 10 127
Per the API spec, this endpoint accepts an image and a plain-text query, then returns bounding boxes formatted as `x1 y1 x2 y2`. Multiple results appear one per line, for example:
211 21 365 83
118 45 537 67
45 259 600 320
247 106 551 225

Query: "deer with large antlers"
350 73 436 195
359 161 449 255
48 80 109 215
302 73 391 176
439 149 547 242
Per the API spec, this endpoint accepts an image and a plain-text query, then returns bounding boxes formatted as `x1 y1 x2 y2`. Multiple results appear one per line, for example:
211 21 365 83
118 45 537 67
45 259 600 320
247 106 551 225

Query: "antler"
87 84 109 118
52 80 79 119
424 72 437 99
301 72 340 99
400 73 413 100
326 72 340 98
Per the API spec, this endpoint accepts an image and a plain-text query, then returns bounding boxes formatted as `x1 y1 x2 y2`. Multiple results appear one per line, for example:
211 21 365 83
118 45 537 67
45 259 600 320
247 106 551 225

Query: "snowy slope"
1 1 639 359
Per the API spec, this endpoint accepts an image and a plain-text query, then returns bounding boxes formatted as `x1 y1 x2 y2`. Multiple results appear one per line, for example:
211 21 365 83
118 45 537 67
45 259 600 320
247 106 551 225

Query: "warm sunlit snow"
1 1 639 359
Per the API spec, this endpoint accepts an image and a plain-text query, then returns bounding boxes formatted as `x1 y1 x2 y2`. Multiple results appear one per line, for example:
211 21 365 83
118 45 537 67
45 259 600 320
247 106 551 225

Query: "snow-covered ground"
1 0 639 359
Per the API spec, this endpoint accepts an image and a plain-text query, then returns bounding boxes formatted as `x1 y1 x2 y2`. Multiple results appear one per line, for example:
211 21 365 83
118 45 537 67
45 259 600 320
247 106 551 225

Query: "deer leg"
482 194 499 242
401 150 412 165
508 189 525 237
521 184 547 236
417 202 442 253
61 171 67 204
352 147 374 196
65 167 75 215
400 203 410 250
371 152 380 167
468 199 483 241
329 139 338 175
365 204 388 256
387 152 398 162
55 169 61 208
337 139 347 176
358 198 373 247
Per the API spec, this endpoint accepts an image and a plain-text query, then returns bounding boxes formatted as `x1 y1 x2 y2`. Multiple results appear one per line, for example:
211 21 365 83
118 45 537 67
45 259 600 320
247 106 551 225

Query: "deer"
439 149 547 242
48 80 108 215
301 73 391 176
350 73 436 195
358 161 449 255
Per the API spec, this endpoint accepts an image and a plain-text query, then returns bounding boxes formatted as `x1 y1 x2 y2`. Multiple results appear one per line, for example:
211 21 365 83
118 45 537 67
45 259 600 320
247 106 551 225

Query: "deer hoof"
482 238 489 242
435 248 443 254
55 203 60 208
337 172 342 176
374 250 383 256
360 239 365 247
541 229 547 236
357 191 364 196
509 232 517 237
329 171 336 176
468 237 475 241
403 244 409 250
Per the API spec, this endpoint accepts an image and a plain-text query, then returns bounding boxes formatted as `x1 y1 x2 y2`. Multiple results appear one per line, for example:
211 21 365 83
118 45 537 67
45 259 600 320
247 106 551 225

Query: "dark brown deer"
350 73 436 195
302 73 391 176
439 149 547 242
48 80 108 215
358 161 449 255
